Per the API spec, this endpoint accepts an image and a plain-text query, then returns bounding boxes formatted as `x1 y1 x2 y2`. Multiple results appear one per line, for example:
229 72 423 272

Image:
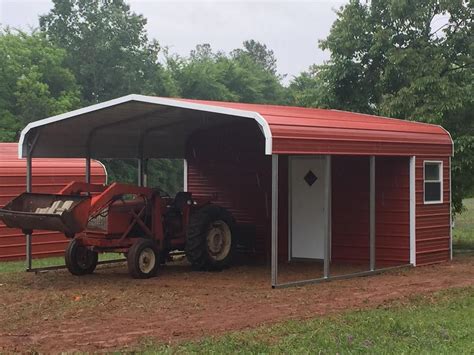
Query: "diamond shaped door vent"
304 170 318 186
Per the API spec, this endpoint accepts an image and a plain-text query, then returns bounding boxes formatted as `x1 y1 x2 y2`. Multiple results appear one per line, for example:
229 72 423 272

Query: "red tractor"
0 182 236 278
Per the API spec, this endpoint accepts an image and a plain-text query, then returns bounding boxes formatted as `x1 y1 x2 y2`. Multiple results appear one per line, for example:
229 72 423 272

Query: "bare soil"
0 256 473 353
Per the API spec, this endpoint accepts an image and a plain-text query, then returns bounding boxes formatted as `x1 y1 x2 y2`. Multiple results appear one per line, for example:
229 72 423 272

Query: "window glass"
424 162 442 203
425 182 441 202
425 163 440 181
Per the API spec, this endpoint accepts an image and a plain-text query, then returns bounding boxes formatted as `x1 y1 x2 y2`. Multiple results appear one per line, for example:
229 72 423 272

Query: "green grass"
0 253 123 273
136 287 474 354
453 198 474 251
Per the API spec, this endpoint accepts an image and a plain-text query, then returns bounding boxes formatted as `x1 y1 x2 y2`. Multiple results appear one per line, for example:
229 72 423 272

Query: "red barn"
17 95 452 286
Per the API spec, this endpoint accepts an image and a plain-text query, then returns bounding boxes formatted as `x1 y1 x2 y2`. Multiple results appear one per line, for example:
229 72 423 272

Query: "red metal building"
0 143 106 260
16 95 453 286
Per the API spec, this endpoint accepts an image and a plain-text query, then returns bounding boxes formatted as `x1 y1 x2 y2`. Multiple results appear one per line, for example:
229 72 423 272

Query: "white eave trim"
437 124 454 157
18 94 273 158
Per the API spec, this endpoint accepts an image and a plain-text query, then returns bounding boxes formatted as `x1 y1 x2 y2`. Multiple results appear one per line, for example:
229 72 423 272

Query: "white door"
290 156 328 259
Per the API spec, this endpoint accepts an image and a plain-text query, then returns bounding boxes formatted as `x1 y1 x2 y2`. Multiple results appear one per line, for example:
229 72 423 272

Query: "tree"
0 29 80 141
231 39 278 75
291 0 473 213
168 42 286 104
40 0 181 193
40 0 177 103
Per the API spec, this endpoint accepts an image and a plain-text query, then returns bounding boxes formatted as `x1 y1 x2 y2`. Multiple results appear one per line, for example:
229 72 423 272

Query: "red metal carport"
17 95 453 287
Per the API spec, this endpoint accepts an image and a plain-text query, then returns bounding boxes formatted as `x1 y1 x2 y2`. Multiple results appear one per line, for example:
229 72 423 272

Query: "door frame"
288 155 332 262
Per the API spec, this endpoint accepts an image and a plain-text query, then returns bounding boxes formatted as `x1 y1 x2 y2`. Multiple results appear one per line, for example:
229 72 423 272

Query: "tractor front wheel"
65 239 98 276
127 239 160 279
186 204 235 270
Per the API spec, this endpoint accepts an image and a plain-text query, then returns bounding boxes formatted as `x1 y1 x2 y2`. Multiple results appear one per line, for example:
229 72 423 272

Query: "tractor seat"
168 192 192 213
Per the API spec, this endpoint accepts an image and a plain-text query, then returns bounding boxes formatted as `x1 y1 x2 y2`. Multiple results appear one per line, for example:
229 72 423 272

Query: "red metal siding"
186 122 291 261
186 122 272 257
179 99 453 157
331 156 370 263
0 143 107 261
331 156 409 266
375 157 410 265
415 157 451 265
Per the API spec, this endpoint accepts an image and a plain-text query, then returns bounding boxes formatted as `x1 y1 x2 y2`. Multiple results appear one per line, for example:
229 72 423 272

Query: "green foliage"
290 0 473 213
147 159 183 196
138 287 474 354
39 0 178 103
0 29 80 141
453 197 474 251
231 39 278 75
168 42 286 104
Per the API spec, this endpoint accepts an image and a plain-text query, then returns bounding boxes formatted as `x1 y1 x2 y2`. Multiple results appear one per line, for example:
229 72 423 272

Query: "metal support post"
137 158 144 187
323 155 331 278
26 151 32 271
410 156 416 265
449 157 452 260
183 159 188 192
271 154 279 287
85 156 91 184
143 159 148 187
370 156 376 271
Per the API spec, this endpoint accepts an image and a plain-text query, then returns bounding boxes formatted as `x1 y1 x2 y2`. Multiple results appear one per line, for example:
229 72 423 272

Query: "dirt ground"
0 256 473 353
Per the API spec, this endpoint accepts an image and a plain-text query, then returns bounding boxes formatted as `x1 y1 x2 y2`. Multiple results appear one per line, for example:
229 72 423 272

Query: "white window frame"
423 160 443 204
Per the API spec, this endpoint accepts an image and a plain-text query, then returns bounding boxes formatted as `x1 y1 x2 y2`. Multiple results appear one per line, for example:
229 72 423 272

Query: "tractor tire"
186 204 236 270
127 239 160 279
65 239 98 276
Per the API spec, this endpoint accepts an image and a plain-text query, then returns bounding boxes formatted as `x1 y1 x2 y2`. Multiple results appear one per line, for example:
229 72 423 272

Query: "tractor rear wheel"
65 239 98 276
186 204 235 270
127 239 159 279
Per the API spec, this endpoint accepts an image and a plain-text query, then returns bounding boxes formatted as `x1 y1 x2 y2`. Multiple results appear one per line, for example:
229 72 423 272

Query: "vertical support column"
137 158 144 187
271 154 279 287
323 155 331 278
369 156 376 271
409 156 416 265
183 159 188 192
143 159 148 188
25 151 32 271
449 157 452 260
85 156 91 184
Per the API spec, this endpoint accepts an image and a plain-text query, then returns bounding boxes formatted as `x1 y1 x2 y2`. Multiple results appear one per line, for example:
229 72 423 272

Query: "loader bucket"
0 193 91 236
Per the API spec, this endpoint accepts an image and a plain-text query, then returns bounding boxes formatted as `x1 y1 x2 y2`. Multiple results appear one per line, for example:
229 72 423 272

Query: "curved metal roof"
18 94 453 159
179 99 453 156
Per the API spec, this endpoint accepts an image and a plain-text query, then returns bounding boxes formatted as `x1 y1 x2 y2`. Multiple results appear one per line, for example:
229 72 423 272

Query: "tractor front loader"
0 181 236 278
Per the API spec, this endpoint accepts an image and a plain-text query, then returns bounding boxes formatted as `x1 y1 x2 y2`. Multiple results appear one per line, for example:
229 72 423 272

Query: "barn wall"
330 156 410 266
0 144 106 261
331 156 370 263
186 122 272 258
415 156 451 265
375 157 410 266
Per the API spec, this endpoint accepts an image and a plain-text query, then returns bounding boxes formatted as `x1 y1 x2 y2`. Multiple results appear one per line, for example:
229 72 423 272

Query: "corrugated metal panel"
375 157 410 265
179 99 453 157
330 156 410 266
415 156 451 265
0 143 106 261
186 122 272 257
331 156 370 263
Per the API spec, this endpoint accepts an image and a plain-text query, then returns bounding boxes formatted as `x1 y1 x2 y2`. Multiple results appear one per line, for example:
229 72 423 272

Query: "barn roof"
18 94 453 159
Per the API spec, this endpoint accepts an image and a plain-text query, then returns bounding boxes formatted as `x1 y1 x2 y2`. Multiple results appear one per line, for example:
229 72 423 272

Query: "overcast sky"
0 0 347 82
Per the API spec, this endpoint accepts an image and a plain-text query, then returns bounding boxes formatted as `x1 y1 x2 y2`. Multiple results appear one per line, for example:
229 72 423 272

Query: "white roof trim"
437 125 454 157
18 94 273 158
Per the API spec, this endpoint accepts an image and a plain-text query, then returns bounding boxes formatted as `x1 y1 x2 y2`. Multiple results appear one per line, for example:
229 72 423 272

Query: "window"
424 161 443 204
